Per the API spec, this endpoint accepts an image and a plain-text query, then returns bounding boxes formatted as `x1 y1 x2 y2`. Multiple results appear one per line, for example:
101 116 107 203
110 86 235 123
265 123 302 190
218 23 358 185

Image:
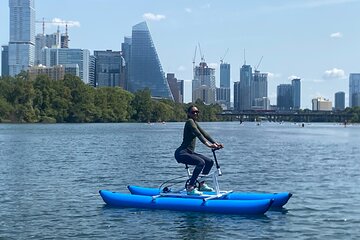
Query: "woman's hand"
214 142 224 149
207 142 224 149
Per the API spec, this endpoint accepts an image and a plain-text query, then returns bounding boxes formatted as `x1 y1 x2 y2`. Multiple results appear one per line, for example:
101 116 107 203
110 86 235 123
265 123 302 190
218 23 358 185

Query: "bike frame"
154 148 232 202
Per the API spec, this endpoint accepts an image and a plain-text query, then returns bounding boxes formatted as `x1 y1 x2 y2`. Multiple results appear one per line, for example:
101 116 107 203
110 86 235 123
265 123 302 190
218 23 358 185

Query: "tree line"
0 74 223 123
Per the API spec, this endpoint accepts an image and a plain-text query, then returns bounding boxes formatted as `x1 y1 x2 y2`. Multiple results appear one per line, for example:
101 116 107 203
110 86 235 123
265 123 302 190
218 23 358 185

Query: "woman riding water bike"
174 105 224 195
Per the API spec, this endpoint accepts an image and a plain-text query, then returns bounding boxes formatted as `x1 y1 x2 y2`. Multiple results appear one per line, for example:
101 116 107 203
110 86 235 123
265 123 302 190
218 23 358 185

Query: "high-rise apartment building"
233 81 241 111
349 73 360 107
220 63 230 88
128 22 173 100
237 64 252 111
218 63 231 109
252 70 268 106
42 48 90 84
94 50 122 87
291 78 301 110
277 84 293 111
334 91 345 110
1 45 9 76
88 55 96 87
167 73 184 103
8 0 36 76
192 62 216 104
35 31 60 65
28 65 65 81
234 65 268 111
121 37 132 90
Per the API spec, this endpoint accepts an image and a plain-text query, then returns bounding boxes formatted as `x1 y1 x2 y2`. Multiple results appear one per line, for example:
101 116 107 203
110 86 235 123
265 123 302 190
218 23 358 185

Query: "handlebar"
211 148 221 171
211 146 223 152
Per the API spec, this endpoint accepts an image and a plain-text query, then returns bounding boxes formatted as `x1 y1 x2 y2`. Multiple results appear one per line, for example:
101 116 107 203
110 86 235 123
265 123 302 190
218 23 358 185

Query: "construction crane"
254 56 263 71
220 48 229 64
36 18 70 37
198 43 205 62
192 45 197 70
36 18 71 48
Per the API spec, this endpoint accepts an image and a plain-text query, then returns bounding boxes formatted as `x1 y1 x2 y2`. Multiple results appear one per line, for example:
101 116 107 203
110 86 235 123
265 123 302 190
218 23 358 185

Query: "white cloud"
288 75 301 80
323 68 346 79
143 13 166 21
177 65 186 72
51 18 80 28
330 32 343 38
208 63 218 69
266 72 282 80
185 8 192 13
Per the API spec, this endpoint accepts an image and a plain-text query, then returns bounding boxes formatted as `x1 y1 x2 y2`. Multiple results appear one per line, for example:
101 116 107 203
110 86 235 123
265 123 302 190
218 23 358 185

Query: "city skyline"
1 0 360 108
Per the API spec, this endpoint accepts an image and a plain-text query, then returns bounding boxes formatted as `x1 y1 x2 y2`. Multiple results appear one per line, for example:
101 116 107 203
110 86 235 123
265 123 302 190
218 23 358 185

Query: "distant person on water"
174 105 224 195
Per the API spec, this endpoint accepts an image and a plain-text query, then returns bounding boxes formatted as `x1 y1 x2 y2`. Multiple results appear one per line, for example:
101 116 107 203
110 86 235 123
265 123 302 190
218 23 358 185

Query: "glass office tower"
42 48 90 84
238 64 253 110
1 45 9 76
218 63 231 109
8 0 35 76
94 50 122 87
252 71 268 104
334 91 345 110
277 84 293 111
291 78 301 110
220 63 230 88
129 22 173 100
349 73 360 107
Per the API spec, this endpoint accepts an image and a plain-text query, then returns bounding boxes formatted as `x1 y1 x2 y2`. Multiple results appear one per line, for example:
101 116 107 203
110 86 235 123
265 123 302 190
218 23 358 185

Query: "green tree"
63 74 97 123
131 88 153 122
0 96 13 122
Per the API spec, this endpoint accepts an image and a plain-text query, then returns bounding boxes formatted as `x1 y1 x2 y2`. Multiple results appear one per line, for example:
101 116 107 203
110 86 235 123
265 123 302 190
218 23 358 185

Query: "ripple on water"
1 122 360 239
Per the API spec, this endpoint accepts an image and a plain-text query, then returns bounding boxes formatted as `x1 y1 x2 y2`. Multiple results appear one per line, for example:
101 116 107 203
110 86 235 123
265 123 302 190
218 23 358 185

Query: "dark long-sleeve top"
179 119 216 152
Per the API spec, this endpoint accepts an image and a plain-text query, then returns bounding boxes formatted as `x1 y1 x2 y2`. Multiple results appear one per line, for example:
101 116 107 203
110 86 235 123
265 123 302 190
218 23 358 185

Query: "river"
0 122 359 239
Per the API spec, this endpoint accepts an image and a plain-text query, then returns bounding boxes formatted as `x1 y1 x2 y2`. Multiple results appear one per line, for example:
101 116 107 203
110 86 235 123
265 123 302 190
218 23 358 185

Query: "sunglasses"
191 110 199 114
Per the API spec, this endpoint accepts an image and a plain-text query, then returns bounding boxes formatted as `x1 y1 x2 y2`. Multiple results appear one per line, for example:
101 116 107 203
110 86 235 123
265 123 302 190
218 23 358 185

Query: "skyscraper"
252 70 268 105
349 73 360 107
218 63 231 109
291 78 301 110
42 48 90 84
88 55 96 87
233 81 241 111
129 22 173 100
35 31 60 65
121 36 132 90
238 64 252 110
277 84 293 111
94 50 122 87
220 63 230 88
1 45 9 76
192 62 216 104
8 0 36 76
334 91 345 110
167 73 184 103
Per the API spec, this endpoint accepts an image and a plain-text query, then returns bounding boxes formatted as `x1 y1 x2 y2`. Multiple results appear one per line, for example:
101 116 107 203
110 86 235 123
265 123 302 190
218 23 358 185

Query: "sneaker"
187 188 202 195
199 183 214 192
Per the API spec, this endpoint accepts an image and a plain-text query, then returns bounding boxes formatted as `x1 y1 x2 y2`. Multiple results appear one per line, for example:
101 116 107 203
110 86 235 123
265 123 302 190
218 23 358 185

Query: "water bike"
99 149 292 214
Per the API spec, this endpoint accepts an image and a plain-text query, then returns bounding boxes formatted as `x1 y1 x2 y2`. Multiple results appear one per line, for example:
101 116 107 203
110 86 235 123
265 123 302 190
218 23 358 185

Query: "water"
0 122 359 239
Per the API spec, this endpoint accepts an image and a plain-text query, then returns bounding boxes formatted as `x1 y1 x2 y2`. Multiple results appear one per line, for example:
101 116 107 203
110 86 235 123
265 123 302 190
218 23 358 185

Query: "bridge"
217 110 352 123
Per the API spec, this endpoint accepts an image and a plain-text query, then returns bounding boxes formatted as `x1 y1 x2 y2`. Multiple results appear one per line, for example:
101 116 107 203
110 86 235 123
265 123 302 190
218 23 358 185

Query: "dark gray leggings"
175 148 214 187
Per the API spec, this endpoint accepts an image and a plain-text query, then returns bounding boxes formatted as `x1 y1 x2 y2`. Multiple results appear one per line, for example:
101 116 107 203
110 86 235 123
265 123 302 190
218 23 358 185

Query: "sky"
1 0 360 109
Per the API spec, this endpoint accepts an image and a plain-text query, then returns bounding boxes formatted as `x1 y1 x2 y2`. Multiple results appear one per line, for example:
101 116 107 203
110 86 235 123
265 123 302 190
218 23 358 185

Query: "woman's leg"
193 152 214 175
175 149 206 187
